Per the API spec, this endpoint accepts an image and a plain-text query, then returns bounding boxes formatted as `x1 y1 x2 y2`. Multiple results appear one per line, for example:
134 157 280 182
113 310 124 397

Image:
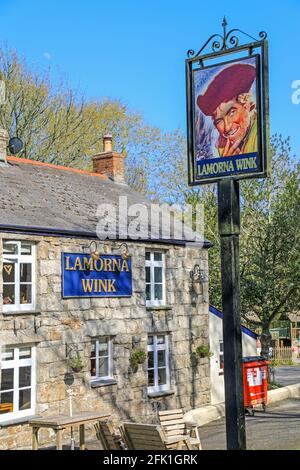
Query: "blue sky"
1 0 300 157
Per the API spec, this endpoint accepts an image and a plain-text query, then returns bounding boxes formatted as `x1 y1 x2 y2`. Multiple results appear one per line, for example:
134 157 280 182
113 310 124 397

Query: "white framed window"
2 241 36 313
145 251 166 307
0 345 36 422
219 341 224 373
90 337 113 382
147 334 170 393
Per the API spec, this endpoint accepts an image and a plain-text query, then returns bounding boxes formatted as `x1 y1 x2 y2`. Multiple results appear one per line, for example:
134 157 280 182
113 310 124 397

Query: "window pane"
154 267 162 283
20 284 32 304
99 357 109 377
145 266 150 283
3 242 18 255
19 347 31 359
90 358 96 376
158 350 166 367
3 284 15 305
154 284 162 300
0 391 14 414
148 351 154 369
148 369 155 387
19 388 31 410
154 252 162 261
3 263 15 283
158 368 166 385
98 339 108 356
146 284 151 301
20 264 32 282
220 342 224 353
19 366 31 388
91 343 96 358
1 369 14 391
21 244 32 255
157 336 165 345
147 336 153 346
1 348 14 361
145 252 150 261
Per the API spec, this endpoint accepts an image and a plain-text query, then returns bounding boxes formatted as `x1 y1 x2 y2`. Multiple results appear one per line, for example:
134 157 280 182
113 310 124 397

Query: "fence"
271 347 293 362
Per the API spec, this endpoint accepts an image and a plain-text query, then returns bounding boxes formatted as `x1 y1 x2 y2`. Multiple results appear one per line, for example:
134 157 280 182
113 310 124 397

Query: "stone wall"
0 233 210 449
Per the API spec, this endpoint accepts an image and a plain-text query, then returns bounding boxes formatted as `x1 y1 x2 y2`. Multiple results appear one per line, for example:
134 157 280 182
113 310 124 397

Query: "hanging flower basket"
194 345 213 359
130 349 147 368
68 353 84 372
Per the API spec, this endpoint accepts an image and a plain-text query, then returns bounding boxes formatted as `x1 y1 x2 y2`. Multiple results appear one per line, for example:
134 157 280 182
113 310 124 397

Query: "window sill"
2 310 41 316
146 305 173 311
91 379 118 388
147 389 175 398
0 414 39 428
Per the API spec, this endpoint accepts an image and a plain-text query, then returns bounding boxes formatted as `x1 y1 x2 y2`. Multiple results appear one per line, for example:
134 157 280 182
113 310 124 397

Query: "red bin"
242 356 269 415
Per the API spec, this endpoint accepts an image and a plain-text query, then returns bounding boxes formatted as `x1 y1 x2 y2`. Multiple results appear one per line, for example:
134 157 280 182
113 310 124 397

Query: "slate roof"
0 156 211 246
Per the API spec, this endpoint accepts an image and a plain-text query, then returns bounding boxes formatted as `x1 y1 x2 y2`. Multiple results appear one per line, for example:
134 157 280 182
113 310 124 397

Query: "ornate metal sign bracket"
187 17 267 63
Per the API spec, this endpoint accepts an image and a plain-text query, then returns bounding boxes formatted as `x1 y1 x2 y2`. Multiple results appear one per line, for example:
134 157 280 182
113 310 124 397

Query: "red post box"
242 356 269 416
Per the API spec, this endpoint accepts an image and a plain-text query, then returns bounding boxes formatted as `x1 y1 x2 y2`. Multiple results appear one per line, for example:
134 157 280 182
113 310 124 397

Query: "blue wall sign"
62 253 132 298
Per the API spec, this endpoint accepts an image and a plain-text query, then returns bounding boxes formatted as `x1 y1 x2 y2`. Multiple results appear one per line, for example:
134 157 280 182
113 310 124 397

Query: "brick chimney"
0 128 8 164
92 135 125 183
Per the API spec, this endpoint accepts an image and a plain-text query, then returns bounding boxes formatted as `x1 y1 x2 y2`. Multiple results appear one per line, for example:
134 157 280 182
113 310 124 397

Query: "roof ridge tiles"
6 155 108 179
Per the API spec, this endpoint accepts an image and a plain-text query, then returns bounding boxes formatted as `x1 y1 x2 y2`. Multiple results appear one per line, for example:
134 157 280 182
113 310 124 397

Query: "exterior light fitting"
81 241 101 261
115 242 130 260
190 264 208 284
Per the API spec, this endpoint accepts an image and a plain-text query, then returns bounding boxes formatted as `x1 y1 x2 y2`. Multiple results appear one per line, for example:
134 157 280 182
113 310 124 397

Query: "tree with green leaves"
154 133 300 355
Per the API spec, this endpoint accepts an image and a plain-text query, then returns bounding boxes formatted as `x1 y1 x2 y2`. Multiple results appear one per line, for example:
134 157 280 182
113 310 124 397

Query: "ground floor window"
90 337 113 382
219 341 224 373
0 345 36 422
147 334 170 393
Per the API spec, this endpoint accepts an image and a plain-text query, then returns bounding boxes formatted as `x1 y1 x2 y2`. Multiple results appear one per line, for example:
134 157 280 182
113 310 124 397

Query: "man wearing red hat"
197 62 257 157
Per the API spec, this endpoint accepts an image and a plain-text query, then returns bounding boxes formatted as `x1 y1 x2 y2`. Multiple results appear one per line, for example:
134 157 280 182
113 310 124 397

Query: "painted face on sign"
212 97 252 155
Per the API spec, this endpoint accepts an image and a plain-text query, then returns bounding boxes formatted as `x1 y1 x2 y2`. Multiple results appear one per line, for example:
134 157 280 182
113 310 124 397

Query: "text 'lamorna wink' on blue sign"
62 253 132 298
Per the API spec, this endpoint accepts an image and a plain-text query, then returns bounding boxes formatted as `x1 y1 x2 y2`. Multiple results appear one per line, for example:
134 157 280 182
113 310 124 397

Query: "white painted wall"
209 308 257 404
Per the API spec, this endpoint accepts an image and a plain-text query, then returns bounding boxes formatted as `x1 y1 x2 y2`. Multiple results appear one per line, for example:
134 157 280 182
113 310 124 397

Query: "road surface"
200 398 300 450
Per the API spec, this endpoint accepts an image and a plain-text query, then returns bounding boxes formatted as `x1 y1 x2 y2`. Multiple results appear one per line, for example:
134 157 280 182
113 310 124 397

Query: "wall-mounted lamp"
81 241 130 261
190 264 208 284
115 242 130 260
81 241 102 260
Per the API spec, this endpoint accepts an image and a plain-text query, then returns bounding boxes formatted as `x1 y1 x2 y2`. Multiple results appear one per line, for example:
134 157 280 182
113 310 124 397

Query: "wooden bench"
94 420 124 450
159 408 202 450
121 422 193 450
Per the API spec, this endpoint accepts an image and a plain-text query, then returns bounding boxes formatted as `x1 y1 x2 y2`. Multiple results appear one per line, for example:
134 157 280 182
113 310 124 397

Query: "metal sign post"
218 179 246 449
185 19 269 450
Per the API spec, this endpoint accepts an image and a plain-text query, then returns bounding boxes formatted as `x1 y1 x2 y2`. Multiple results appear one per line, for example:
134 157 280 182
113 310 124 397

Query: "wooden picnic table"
29 412 110 450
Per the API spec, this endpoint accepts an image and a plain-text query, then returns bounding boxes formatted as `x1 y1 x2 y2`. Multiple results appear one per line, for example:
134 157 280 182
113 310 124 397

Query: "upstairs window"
2 241 36 313
145 251 165 307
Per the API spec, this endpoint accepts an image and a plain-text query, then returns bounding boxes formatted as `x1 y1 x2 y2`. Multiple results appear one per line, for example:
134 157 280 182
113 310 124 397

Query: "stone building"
0 131 211 449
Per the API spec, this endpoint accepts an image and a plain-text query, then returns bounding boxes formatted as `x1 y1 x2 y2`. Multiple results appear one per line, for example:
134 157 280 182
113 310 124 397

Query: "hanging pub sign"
186 21 270 185
62 253 132 298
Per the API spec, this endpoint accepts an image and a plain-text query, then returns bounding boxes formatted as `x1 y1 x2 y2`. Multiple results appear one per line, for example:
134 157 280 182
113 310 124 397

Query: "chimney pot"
103 134 112 153
92 135 125 183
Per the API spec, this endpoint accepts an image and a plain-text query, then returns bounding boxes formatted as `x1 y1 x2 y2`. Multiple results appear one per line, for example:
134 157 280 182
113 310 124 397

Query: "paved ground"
199 399 300 450
274 365 300 386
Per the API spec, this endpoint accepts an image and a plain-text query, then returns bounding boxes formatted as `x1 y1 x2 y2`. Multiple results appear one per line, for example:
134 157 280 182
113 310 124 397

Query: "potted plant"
130 348 147 368
69 353 84 372
194 345 213 359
